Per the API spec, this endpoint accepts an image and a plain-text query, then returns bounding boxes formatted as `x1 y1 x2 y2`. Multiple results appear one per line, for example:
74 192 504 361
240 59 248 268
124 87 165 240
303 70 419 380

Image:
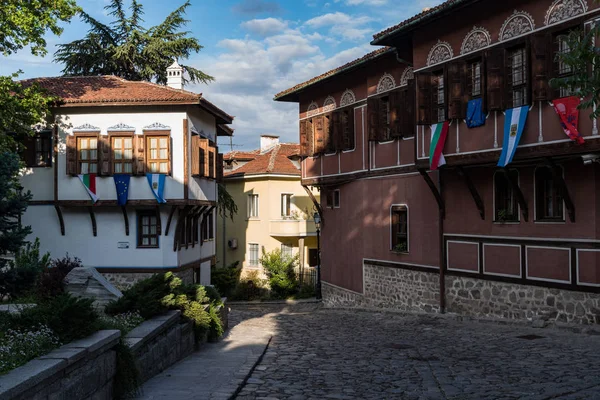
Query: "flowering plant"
0 324 60 374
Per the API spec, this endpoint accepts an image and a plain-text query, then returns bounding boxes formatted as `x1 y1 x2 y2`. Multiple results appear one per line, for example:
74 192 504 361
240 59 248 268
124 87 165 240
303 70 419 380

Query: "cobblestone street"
232 303 600 400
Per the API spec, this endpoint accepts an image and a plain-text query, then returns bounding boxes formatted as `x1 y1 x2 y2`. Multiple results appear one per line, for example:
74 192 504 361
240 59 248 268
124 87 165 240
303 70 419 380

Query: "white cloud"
304 12 373 40
241 18 289 37
345 0 387 5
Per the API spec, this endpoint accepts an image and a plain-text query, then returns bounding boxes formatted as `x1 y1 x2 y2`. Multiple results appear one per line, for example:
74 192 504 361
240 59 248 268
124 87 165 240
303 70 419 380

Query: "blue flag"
498 106 529 167
466 98 485 128
146 174 167 203
113 174 130 206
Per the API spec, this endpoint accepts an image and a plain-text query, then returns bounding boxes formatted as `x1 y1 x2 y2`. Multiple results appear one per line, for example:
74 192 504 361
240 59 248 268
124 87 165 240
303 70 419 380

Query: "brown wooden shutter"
217 153 224 182
99 135 110 175
306 118 314 156
344 108 355 150
313 115 325 154
531 32 553 101
448 61 467 119
323 113 334 152
332 111 342 151
66 134 77 175
191 135 199 176
416 72 433 125
211 146 217 178
299 120 309 156
486 47 506 111
22 134 35 167
396 83 416 138
379 98 389 141
200 139 209 177
389 91 400 138
167 136 172 176
367 97 380 141
133 135 145 175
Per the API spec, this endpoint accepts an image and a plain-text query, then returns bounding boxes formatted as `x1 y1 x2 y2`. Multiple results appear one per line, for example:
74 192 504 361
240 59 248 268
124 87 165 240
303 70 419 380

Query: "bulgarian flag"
78 174 98 203
429 121 449 170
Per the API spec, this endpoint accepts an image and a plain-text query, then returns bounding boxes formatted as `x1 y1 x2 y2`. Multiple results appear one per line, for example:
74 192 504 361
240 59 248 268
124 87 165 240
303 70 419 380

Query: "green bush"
98 311 144 335
204 285 221 305
211 261 241 298
113 342 140 399
0 239 50 301
36 254 83 300
207 304 224 342
230 270 268 301
259 248 299 299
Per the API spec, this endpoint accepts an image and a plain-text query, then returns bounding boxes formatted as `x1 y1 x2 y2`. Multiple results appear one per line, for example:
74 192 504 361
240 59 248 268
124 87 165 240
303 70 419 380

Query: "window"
186 213 194 245
494 171 519 222
281 194 292 217
208 211 214 240
248 194 259 218
24 131 52 167
508 46 528 108
77 136 98 174
341 108 355 150
209 149 215 178
556 34 576 98
248 243 259 266
147 136 169 174
112 136 133 174
333 190 340 208
138 211 159 248
193 215 199 243
391 205 408 253
308 248 319 267
433 73 445 122
380 95 391 141
281 243 293 258
535 167 564 221
469 60 482 98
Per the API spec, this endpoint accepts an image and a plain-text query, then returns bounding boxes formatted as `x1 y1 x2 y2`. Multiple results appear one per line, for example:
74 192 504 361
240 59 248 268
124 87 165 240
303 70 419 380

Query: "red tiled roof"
223 150 259 161
224 143 301 177
372 0 471 43
274 47 393 101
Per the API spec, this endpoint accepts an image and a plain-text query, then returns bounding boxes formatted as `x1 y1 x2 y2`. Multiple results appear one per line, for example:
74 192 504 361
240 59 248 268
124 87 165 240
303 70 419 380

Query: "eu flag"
113 174 130 206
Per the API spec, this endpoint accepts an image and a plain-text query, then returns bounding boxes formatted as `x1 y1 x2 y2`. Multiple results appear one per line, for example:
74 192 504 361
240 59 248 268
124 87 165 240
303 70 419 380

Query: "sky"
1 0 445 151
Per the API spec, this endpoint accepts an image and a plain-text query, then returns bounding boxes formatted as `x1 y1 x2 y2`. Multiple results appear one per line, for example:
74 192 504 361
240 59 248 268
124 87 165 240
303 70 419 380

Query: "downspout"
221 183 227 268
438 170 445 314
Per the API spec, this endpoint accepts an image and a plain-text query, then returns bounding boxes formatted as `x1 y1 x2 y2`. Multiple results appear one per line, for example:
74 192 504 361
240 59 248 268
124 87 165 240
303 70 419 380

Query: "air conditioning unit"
227 238 238 249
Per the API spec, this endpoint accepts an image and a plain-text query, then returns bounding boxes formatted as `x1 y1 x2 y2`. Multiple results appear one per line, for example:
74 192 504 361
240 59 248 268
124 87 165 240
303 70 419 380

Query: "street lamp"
313 211 322 300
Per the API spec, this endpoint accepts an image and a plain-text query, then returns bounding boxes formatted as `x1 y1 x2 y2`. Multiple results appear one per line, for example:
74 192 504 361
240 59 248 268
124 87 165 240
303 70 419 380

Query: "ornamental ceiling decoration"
460 26 492 55
72 123 100 131
340 89 356 107
499 10 535 41
143 122 171 130
307 101 319 117
400 67 414 87
107 123 135 131
323 96 337 112
545 0 588 25
427 41 454 66
376 73 396 93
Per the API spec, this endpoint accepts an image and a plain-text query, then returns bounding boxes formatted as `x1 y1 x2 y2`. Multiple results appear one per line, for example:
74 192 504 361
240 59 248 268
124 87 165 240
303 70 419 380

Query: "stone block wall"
102 269 194 291
445 275 600 324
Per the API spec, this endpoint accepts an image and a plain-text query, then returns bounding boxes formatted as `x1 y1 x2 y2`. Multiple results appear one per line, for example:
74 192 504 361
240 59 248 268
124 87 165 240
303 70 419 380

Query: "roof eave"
199 98 234 125
54 100 200 108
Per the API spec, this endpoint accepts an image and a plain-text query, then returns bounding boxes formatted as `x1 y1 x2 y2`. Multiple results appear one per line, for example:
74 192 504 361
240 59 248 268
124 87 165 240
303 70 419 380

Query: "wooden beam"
456 166 485 220
28 199 215 207
54 205 65 236
155 206 162 235
88 207 97 237
547 158 575 222
173 205 192 252
502 168 529 222
183 118 189 200
121 206 129 236
418 169 445 219
302 184 323 225
165 205 177 235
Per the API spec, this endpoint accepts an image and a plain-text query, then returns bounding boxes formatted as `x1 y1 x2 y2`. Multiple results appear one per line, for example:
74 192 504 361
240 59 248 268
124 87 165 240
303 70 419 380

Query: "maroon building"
275 0 600 324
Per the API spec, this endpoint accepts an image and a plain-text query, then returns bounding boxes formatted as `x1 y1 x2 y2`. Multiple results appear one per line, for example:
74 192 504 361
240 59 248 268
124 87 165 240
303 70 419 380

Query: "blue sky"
2 0 444 150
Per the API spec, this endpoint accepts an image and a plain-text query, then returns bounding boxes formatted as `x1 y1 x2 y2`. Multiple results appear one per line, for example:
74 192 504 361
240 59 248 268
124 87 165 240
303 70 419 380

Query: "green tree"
54 0 214 85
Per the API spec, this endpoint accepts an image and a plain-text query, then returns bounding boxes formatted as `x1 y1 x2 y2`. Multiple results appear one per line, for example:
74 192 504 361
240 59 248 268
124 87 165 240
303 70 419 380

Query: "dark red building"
275 0 600 324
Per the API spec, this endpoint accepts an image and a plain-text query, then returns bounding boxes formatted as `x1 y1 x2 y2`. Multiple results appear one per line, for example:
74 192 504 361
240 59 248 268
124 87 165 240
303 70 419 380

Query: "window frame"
432 70 446 123
340 106 356 152
137 210 160 248
467 57 484 100
247 194 259 219
248 243 260 267
75 133 99 175
553 29 578 98
390 204 409 253
506 43 530 109
534 166 565 223
281 193 293 217
281 243 293 259
109 132 134 174
333 189 340 209
493 170 520 223
145 132 171 175
208 210 214 240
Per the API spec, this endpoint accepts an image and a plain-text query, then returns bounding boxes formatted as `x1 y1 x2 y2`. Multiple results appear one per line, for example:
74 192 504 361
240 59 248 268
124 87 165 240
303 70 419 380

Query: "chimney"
260 135 279 153
167 60 184 90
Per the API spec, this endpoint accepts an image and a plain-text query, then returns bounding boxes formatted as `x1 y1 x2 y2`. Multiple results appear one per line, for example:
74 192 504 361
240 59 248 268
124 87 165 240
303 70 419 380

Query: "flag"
429 121 449 170
552 96 584 144
497 106 529 167
466 98 485 128
146 173 167 203
113 174 130 206
78 174 98 203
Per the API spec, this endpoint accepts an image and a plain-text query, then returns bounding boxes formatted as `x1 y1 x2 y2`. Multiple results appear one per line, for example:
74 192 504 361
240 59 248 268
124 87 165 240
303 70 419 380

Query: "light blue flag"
497 106 529 167
146 173 167 203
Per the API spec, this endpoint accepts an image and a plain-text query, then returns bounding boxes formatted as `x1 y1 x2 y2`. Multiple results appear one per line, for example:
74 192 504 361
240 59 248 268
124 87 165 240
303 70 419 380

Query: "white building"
20 64 233 287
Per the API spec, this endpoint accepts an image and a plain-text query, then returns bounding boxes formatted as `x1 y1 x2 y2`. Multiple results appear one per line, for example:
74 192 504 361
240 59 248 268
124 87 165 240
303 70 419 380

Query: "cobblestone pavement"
232 303 600 400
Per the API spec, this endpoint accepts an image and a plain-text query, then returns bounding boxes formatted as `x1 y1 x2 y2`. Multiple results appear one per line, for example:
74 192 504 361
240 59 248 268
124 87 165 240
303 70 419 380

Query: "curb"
227 298 322 306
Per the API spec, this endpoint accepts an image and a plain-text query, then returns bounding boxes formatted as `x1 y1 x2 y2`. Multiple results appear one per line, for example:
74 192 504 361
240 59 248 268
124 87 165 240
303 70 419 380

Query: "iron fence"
295 267 317 288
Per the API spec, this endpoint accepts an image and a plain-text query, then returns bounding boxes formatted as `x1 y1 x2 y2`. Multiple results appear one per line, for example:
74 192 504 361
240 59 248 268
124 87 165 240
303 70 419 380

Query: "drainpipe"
438 170 446 314
221 183 227 268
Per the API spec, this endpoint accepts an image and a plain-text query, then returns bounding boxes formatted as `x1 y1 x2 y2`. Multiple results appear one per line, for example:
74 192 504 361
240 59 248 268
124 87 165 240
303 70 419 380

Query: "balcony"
269 219 317 237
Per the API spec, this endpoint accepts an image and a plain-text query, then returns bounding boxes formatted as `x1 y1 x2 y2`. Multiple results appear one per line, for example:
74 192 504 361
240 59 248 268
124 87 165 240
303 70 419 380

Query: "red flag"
552 96 584 144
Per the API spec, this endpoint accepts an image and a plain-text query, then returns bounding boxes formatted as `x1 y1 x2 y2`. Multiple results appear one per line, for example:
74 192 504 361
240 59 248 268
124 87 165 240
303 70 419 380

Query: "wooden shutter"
396 83 416 138
210 146 217 178
323 113 334 152
133 135 145 175
448 61 467 119
332 111 342 151
299 120 309 156
191 135 200 176
389 90 403 138
367 97 380 141
99 135 110 175
217 153 224 182
486 47 506 111
66 134 77 175
344 108 355 150
313 115 325 154
22 134 35 167
416 72 433 125
531 32 553 101
200 139 209 177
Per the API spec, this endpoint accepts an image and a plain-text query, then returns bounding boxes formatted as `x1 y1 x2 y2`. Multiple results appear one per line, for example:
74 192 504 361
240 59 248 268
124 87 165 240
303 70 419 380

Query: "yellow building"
217 135 319 272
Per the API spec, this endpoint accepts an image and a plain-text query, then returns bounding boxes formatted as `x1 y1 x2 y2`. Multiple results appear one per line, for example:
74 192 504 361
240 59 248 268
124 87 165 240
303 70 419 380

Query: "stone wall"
445 275 600 324
323 264 440 313
102 269 194 291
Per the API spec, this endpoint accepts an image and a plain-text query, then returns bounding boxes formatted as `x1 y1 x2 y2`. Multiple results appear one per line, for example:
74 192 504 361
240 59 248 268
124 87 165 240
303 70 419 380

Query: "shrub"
231 270 268 301
36 254 83 300
0 239 50 301
113 342 140 399
207 304 224 342
204 285 221 304
0 324 61 374
211 261 241 297
260 248 299 299
98 311 144 335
